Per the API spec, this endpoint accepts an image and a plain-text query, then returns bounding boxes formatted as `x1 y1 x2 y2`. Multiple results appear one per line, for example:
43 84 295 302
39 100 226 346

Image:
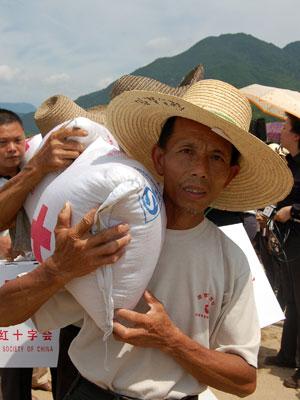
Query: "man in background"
0 108 86 400
0 109 26 259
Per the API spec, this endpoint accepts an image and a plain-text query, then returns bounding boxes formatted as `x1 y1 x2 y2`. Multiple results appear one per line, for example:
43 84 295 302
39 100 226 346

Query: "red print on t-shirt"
195 292 215 319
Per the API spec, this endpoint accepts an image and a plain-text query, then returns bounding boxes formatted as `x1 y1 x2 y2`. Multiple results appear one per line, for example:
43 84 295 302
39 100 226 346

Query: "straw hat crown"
180 80 252 131
35 95 106 135
110 64 205 100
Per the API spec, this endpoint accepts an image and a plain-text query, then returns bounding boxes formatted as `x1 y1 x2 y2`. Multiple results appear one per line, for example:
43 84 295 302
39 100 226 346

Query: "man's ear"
293 133 300 144
151 144 165 177
224 165 240 188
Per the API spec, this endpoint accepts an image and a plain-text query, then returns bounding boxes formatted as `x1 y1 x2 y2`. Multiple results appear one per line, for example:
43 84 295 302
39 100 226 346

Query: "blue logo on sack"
140 186 161 223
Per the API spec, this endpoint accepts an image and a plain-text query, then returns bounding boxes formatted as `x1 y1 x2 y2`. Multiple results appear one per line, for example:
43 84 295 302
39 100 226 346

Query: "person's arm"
113 291 256 397
0 236 12 259
274 204 300 223
0 127 87 231
0 203 131 327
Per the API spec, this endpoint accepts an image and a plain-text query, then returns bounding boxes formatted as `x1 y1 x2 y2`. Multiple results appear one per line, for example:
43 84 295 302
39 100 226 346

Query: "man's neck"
165 200 204 230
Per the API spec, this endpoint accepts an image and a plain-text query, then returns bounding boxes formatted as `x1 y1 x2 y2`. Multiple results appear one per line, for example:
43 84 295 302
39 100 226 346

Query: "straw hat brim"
106 89 293 211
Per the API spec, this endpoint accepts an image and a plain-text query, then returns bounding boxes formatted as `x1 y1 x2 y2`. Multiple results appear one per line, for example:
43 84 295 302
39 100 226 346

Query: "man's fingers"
55 202 72 231
113 320 127 337
54 150 82 160
113 320 146 339
65 128 88 138
86 223 130 248
113 321 135 342
93 246 126 265
114 308 146 325
143 290 159 305
60 141 85 152
88 234 131 260
143 290 164 313
71 208 97 238
52 127 88 141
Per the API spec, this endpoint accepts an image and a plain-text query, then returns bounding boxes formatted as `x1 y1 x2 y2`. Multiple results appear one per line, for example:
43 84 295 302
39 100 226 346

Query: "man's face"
280 118 299 153
152 117 239 229
0 122 26 175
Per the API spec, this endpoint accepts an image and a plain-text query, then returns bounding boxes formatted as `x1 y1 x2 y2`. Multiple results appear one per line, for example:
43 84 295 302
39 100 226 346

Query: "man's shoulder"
205 219 241 247
197 220 249 270
207 219 250 271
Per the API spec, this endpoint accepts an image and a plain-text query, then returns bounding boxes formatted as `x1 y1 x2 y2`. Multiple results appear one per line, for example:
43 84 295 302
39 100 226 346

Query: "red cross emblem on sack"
31 205 52 262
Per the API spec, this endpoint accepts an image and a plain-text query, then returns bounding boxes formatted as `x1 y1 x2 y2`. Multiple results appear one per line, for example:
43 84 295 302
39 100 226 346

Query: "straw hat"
35 65 204 136
110 64 204 99
106 79 293 211
35 95 107 135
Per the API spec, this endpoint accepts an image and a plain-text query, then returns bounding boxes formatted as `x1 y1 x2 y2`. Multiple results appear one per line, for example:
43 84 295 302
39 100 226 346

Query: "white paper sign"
220 223 285 328
0 260 59 367
198 389 218 399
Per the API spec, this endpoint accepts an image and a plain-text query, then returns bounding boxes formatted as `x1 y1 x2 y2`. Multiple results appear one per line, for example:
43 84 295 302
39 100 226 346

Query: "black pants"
0 366 58 400
277 232 300 366
258 233 286 310
63 375 197 400
55 325 80 400
1 367 33 400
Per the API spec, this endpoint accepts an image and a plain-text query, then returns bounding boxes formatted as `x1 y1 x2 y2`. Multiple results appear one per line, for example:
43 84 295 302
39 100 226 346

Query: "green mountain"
21 33 300 133
0 102 36 114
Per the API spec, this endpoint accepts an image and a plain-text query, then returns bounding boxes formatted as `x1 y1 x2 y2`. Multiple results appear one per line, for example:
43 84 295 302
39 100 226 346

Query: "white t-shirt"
33 218 260 400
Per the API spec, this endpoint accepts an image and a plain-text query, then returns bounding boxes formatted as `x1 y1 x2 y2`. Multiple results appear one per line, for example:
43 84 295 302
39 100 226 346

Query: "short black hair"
0 109 23 128
287 113 300 135
158 116 177 149
158 116 240 166
286 113 300 150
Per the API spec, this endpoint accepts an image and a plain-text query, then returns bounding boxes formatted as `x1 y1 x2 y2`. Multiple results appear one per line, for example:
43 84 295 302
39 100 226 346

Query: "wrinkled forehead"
169 117 234 151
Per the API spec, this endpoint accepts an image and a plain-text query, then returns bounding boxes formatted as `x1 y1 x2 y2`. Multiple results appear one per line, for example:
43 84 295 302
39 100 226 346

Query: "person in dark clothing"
264 112 300 389
206 208 243 227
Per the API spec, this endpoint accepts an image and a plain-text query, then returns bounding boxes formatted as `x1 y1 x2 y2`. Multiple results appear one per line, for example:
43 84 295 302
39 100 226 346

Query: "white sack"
24 134 166 338
21 134 43 167
25 117 118 219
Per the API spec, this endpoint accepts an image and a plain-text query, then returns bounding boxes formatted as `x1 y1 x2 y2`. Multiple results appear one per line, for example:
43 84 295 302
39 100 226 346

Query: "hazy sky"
1 0 299 105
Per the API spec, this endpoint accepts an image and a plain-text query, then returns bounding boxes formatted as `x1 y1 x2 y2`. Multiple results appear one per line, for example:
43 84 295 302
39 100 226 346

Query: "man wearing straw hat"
29 79 292 400
0 67 206 400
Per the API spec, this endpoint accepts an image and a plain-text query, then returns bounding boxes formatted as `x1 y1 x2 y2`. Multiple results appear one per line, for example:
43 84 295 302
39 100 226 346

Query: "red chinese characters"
195 292 216 319
0 330 9 341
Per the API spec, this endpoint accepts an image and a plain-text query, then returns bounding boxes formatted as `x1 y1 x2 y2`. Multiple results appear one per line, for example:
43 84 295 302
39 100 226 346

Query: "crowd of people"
0 68 299 400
